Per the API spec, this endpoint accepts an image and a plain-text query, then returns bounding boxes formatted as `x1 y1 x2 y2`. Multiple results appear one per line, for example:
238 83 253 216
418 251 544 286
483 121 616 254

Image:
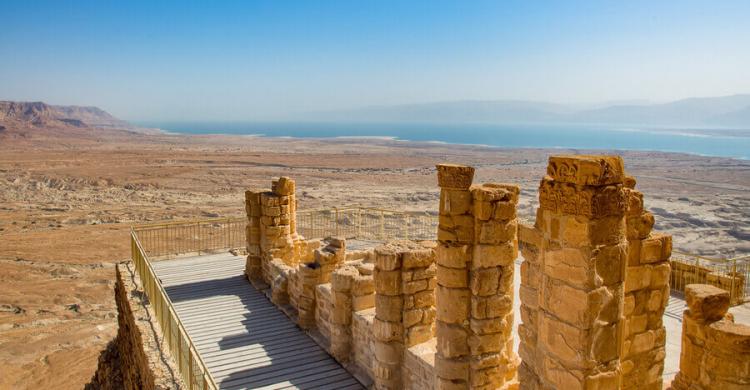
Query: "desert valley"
0 102 749 388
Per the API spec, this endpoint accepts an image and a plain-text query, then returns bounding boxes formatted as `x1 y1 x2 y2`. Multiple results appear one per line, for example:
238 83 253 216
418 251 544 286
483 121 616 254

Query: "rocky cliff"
0 101 132 130
86 263 183 390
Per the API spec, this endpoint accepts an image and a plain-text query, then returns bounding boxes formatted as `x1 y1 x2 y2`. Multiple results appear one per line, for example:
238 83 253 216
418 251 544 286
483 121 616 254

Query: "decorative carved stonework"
547 155 624 186
539 178 626 218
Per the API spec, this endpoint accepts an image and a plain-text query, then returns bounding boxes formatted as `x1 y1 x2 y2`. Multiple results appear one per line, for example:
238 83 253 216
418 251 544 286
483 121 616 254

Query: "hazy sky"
1 1 749 121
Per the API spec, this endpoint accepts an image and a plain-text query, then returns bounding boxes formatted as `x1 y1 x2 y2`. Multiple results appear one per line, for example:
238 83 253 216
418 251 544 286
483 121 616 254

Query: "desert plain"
1 121 749 389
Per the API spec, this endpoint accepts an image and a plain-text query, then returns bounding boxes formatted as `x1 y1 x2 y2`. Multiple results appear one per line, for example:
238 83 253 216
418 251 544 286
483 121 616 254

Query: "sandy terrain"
1 124 748 389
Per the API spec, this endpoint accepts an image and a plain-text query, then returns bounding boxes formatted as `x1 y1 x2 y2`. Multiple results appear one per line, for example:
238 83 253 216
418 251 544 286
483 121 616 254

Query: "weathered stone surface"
685 284 730 322
547 155 625 186
437 164 475 190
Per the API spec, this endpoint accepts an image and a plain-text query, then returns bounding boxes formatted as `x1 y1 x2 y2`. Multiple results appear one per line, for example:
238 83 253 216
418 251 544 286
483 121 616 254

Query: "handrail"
131 228 218 390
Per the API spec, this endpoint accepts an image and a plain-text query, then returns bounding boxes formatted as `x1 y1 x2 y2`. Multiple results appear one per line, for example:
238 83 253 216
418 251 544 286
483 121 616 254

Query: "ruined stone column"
259 177 296 286
435 164 475 390
373 241 437 390
298 237 346 329
520 155 628 390
621 178 672 390
330 265 359 362
469 183 520 389
671 284 750 390
434 164 520 389
245 190 263 281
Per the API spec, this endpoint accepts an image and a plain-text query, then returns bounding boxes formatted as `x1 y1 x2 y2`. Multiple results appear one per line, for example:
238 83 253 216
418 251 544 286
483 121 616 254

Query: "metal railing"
297 207 438 241
135 217 246 260
131 224 224 390
670 251 749 305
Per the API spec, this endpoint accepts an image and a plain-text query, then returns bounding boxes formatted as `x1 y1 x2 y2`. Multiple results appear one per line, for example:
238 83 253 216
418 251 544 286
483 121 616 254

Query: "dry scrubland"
0 126 749 388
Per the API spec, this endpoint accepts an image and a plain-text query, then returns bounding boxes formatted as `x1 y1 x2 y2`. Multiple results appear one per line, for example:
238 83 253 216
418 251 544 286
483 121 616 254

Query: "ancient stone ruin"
671 284 750 389
91 154 749 390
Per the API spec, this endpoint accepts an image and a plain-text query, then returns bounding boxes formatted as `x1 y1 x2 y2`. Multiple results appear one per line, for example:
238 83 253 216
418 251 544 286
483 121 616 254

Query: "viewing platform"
152 253 362 389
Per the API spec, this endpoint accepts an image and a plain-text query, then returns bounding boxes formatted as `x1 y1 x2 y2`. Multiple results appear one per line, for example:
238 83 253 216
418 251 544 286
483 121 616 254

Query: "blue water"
140 121 750 160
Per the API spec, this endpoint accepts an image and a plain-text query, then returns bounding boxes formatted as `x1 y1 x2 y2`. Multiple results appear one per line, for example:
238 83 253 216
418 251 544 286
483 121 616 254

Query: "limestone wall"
353 308 377 382
519 155 628 390
403 340 437 390
372 240 437 389
622 179 671 389
87 263 183 390
671 284 750 389
435 164 520 390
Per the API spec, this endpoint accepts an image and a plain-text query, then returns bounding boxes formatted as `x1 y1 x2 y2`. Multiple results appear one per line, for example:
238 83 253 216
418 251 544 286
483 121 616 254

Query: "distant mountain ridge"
0 101 133 130
302 94 750 128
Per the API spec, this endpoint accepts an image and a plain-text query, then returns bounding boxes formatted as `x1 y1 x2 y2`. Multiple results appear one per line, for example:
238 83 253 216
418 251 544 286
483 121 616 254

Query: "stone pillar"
621 178 672 390
435 164 520 389
298 237 346 329
469 183 520 389
330 265 376 363
518 223 543 389
259 177 296 286
521 155 628 390
672 284 750 389
244 190 262 281
372 241 437 390
435 164 475 390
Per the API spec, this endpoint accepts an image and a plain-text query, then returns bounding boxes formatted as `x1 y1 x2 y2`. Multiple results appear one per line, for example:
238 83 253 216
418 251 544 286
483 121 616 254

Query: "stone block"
375 269 402 295
436 322 469 358
406 324 433 346
685 284 730 322
403 248 435 269
436 286 470 324
376 294 403 322
470 267 501 297
437 265 468 288
435 355 469 381
352 294 375 311
477 219 517 245
472 243 516 269
352 275 375 295
436 244 471 268
373 318 404 342
441 189 473 216
471 294 512 320
437 164 475 190
272 176 295 195
468 332 503 355
375 247 400 271
413 290 435 308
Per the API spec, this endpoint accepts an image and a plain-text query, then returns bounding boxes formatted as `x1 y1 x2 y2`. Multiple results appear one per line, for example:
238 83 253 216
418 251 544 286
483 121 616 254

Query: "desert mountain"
301 94 750 128
0 101 133 130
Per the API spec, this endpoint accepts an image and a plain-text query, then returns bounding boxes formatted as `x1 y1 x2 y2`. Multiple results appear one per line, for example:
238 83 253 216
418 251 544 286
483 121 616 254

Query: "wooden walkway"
152 253 363 390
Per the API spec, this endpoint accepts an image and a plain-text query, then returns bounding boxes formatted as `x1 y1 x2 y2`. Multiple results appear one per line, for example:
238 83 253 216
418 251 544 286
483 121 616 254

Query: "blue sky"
1 1 749 121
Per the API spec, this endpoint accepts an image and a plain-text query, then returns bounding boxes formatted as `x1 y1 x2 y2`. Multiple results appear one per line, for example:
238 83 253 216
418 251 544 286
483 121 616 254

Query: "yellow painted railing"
131 227 219 390
296 207 438 241
135 217 246 260
670 251 749 305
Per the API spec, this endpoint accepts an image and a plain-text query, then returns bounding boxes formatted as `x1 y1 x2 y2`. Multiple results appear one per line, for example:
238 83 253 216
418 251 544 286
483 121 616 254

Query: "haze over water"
145 121 750 160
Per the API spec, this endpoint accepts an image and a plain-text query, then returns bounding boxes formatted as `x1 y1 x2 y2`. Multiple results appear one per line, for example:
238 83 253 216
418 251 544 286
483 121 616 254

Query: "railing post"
380 210 385 240
335 207 340 237
731 258 737 304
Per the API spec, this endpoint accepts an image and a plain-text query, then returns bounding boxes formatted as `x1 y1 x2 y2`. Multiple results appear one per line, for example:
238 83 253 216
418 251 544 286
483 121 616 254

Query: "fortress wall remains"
371 240 437 389
87 263 184 390
622 178 671 389
434 164 520 390
519 156 628 390
671 284 750 389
